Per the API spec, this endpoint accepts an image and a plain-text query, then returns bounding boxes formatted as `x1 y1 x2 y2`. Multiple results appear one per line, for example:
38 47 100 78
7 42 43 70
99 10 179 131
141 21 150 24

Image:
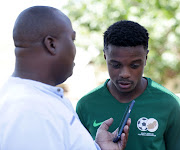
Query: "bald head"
13 6 70 47
12 6 76 85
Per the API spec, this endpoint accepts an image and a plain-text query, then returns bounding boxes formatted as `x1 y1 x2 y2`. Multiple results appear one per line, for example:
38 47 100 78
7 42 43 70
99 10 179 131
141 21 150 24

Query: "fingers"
127 118 131 127
98 118 114 131
118 118 131 148
124 118 131 134
112 118 131 136
119 132 127 149
117 119 131 149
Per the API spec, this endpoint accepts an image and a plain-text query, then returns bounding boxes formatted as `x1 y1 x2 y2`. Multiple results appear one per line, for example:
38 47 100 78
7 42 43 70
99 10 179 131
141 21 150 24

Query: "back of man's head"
13 6 67 48
12 6 75 86
103 20 149 50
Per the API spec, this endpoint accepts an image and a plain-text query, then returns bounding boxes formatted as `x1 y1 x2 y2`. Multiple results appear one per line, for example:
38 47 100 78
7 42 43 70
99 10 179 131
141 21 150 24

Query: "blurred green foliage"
64 0 180 92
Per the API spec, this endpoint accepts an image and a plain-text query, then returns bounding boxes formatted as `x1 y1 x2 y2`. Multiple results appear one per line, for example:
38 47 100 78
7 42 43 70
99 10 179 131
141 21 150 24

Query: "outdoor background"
0 0 180 108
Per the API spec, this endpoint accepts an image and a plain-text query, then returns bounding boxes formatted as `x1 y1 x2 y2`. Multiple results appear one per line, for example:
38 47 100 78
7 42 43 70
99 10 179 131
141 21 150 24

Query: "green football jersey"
76 77 180 150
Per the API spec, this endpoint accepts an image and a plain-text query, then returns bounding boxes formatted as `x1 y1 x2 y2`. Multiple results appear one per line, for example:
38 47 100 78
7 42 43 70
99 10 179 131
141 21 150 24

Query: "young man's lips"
118 81 132 89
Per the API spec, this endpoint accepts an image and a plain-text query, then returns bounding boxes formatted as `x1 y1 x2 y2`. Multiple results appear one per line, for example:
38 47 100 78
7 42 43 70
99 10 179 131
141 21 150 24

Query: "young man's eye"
111 63 121 69
131 64 140 69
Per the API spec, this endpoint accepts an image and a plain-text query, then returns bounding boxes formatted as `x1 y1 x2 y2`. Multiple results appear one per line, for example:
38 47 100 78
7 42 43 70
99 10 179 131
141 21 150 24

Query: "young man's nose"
119 68 130 78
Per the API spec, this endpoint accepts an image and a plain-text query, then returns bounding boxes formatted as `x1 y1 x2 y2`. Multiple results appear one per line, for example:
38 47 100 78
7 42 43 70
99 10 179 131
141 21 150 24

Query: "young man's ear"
145 49 149 65
146 49 149 59
103 50 106 60
147 49 149 54
44 35 57 55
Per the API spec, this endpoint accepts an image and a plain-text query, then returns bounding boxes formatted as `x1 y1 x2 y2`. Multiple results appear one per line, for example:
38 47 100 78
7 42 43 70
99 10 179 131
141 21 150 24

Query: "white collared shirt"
0 77 100 150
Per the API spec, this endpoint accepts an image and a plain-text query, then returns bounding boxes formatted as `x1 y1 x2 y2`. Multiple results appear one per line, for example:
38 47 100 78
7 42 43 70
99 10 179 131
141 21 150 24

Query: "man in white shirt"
0 6 130 150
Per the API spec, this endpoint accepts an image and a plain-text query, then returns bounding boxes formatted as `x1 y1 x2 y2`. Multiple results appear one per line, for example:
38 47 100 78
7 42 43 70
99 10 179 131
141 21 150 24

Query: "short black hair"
103 20 149 50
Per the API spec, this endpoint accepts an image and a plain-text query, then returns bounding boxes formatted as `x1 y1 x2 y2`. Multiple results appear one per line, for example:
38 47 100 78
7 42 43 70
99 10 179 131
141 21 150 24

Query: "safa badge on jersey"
137 117 158 137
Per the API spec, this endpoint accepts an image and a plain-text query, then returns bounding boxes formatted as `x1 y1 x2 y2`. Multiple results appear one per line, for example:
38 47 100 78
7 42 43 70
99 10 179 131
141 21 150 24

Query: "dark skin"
12 6 76 86
104 45 148 103
12 6 130 150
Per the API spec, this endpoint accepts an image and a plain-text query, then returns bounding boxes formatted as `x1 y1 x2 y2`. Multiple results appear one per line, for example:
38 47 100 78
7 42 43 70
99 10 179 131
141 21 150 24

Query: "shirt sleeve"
94 141 101 150
164 97 180 150
1 111 66 150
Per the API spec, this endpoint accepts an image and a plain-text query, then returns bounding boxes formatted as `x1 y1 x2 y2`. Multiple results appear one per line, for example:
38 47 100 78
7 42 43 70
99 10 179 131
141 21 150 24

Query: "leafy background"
0 0 179 104
62 0 180 94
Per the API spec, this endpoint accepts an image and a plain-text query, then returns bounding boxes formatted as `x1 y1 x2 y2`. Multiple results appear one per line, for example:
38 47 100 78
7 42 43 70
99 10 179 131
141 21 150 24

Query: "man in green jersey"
76 20 180 150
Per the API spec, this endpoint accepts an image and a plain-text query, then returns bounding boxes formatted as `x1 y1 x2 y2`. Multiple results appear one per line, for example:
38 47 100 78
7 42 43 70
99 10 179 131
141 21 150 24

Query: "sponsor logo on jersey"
93 120 103 127
137 117 158 137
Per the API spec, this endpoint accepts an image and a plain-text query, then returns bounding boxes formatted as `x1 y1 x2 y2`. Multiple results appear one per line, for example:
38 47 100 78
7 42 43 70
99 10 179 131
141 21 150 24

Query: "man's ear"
44 35 57 55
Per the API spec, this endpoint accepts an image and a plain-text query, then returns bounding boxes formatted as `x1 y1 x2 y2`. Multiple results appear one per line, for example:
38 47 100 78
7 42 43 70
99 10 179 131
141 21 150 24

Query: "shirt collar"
9 76 64 98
